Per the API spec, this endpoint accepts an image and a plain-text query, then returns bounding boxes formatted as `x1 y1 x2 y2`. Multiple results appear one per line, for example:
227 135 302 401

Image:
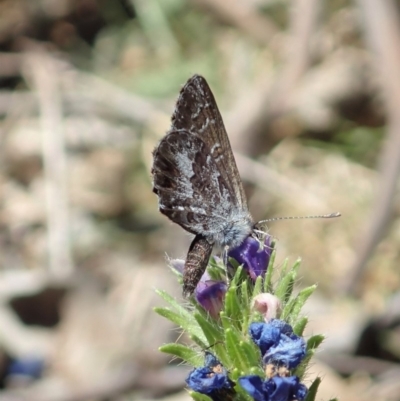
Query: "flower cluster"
157 232 327 401
238 320 308 401
197 235 272 318
186 320 308 401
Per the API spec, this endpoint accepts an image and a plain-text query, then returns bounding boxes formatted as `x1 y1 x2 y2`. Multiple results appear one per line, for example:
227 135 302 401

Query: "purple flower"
249 320 306 369
169 259 227 318
195 273 227 319
186 353 235 401
238 375 307 401
228 235 272 281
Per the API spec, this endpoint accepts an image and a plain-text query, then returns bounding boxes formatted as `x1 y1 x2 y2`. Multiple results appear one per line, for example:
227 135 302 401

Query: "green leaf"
304 377 321 401
194 312 224 346
237 340 262 373
220 312 248 370
289 285 317 323
225 328 248 372
154 307 206 345
224 286 242 329
249 366 264 375
189 333 209 349
230 264 244 287
279 258 290 277
275 259 301 304
189 391 213 401
230 367 240 381
155 289 208 343
159 343 202 366
239 281 250 331
295 348 315 378
155 289 197 323
154 306 188 328
307 334 325 350
207 258 226 281
293 316 308 336
252 276 263 297
212 342 231 368
280 297 296 321
264 249 276 293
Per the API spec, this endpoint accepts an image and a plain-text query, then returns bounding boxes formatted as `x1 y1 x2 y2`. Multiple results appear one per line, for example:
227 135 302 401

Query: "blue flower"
228 235 272 281
249 320 306 369
239 374 308 401
186 353 235 401
249 320 293 355
195 273 227 319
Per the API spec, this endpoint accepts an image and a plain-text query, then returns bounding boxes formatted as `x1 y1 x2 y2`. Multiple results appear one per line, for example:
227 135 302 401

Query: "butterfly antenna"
258 212 341 225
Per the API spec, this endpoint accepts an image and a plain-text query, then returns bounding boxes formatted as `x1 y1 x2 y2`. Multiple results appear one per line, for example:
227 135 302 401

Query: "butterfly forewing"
171 75 248 211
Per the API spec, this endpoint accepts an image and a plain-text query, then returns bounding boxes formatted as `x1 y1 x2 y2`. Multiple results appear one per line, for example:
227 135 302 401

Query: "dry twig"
344 0 400 295
22 53 73 279
192 0 279 47
228 0 322 156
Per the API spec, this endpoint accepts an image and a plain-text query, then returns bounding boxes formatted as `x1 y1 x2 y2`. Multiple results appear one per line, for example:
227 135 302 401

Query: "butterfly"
152 75 255 296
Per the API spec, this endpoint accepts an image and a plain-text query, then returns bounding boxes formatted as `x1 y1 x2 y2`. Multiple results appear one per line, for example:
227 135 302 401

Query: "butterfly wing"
152 130 237 239
171 75 248 212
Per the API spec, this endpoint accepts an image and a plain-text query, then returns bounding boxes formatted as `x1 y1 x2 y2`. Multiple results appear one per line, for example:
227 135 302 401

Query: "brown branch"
227 0 322 156
191 0 279 48
0 53 23 78
22 52 73 279
318 352 400 376
235 153 331 210
343 0 400 295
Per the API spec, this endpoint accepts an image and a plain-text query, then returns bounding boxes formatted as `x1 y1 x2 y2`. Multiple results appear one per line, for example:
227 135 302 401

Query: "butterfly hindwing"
152 130 238 238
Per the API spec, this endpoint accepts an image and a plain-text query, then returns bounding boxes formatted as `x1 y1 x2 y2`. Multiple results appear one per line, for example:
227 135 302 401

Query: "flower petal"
186 367 229 393
263 335 306 369
238 375 266 401
239 375 308 401
195 280 227 319
228 236 272 281
249 322 281 356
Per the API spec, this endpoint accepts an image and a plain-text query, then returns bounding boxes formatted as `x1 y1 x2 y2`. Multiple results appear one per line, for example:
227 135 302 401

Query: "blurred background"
0 0 399 400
